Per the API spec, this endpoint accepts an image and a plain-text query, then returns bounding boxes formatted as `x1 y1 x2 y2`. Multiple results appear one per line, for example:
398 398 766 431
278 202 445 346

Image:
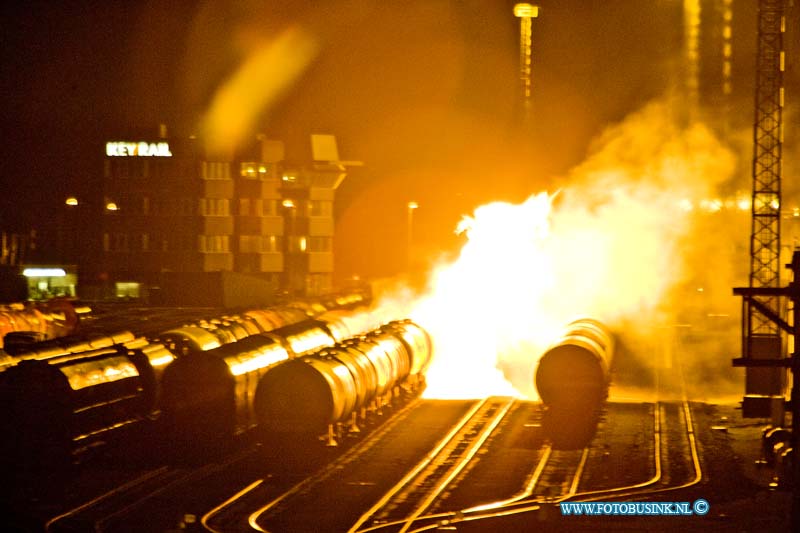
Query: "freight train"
0 295 431 480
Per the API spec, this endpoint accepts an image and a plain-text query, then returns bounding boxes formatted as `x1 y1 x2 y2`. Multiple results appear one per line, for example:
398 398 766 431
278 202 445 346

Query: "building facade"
98 131 345 305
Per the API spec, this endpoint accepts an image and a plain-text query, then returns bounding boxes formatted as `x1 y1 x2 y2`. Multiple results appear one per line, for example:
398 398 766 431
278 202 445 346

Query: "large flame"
377 100 742 400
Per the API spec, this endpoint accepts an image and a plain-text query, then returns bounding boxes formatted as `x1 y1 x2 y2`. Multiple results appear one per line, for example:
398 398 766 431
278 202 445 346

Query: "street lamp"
407 201 419 271
513 3 539 125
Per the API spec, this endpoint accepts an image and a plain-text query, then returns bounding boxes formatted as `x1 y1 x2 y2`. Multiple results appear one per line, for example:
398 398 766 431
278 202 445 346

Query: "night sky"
0 1 779 279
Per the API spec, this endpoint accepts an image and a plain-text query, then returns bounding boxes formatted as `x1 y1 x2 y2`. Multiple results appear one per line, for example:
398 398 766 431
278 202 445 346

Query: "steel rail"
44 466 170 532
346 398 491 533
201 479 264 533
396 398 515 533
243 397 425 533
405 331 702 531
402 387 664 530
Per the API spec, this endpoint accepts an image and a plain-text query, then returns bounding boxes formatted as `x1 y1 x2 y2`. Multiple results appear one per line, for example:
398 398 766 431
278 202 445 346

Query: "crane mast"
735 0 786 421
749 0 784 336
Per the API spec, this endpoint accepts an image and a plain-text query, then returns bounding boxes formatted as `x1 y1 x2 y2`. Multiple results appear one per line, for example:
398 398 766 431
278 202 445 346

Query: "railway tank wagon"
0 299 82 350
534 318 614 448
254 320 432 445
254 355 360 446
534 318 614 409
0 330 137 371
379 319 433 392
159 335 291 460
0 345 159 480
264 320 337 357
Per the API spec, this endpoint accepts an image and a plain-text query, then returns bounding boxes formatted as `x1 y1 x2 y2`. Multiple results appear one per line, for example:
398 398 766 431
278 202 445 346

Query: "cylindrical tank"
341 337 395 399
318 346 378 411
273 306 311 325
534 318 614 409
244 309 285 332
367 330 411 387
224 314 263 336
0 330 137 371
0 346 157 475
157 326 222 354
160 335 290 457
382 320 433 381
254 356 358 435
0 299 81 349
265 320 336 357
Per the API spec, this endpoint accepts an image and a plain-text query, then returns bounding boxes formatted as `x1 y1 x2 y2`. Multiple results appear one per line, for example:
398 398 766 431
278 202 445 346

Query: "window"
309 200 332 217
103 233 128 252
239 235 282 253
239 198 250 216
288 235 308 253
267 235 282 252
203 161 231 180
199 198 230 216
240 162 257 179
308 236 332 252
141 233 149 251
199 235 230 253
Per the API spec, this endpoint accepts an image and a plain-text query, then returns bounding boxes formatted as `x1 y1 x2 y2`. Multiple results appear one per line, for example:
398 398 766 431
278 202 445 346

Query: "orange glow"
203 27 318 155
513 3 539 18
374 100 739 401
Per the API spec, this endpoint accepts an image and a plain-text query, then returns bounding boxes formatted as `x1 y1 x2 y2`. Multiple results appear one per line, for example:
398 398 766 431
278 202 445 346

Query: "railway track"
193 392 699 533
375 334 704 531
347 397 516 533
33 321 708 532
44 446 260 533
201 397 435 533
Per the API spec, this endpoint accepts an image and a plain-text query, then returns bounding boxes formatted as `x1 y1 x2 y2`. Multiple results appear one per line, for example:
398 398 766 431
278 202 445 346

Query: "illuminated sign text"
106 141 172 157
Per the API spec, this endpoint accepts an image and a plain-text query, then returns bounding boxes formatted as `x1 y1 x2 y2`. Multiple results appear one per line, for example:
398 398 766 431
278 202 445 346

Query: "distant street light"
65 196 79 206
407 201 419 271
513 3 539 125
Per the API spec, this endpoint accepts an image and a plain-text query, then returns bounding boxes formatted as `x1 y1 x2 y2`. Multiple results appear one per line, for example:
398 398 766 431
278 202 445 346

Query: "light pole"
513 3 539 125
407 201 418 271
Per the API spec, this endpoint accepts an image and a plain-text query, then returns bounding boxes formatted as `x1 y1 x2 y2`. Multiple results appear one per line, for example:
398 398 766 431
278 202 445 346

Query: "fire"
409 193 556 399
382 100 741 400
407 186 686 400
